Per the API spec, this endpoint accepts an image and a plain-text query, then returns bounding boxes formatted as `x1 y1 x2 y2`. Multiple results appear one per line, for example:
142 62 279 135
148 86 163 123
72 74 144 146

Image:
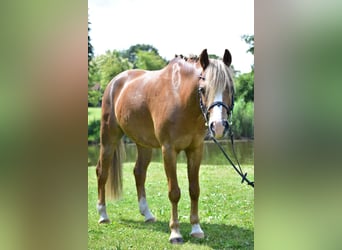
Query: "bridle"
197 74 234 126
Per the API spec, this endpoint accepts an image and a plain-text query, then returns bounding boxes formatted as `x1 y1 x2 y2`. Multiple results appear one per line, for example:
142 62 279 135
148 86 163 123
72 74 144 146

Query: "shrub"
232 99 254 139
88 119 100 143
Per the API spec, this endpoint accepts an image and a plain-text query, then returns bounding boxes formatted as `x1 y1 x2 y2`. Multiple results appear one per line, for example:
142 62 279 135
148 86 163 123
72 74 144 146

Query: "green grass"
88 162 254 249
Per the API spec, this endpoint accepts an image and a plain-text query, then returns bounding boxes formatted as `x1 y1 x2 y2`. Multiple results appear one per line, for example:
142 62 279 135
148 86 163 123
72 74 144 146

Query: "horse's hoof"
145 217 156 223
190 232 205 239
169 237 183 244
98 218 110 224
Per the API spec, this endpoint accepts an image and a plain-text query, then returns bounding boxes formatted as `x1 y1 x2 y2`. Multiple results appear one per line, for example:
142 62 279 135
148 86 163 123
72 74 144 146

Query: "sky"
88 0 254 73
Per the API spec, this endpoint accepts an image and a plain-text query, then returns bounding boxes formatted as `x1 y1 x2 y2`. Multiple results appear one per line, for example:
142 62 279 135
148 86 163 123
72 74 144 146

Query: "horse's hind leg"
134 145 155 222
96 139 113 223
96 118 123 223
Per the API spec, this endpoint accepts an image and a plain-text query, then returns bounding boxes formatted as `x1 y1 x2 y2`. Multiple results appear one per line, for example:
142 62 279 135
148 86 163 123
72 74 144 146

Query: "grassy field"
88 162 254 249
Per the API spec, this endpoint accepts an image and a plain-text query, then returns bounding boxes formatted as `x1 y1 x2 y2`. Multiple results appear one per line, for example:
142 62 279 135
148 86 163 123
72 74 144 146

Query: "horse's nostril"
222 120 229 129
222 120 229 136
209 122 217 137
210 122 215 132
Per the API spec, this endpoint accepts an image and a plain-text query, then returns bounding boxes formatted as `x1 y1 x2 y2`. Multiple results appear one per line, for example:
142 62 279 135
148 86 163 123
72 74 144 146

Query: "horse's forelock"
204 60 234 104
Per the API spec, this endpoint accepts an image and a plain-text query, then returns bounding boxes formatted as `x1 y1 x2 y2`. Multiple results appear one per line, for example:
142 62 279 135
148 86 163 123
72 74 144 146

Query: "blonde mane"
204 59 234 105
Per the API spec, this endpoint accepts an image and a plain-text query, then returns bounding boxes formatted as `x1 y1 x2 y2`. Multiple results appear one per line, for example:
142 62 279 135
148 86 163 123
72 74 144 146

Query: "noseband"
198 76 234 126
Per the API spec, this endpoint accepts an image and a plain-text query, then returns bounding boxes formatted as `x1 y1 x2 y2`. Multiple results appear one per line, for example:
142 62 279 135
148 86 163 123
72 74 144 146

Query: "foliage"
88 107 102 142
121 44 160 68
88 60 102 107
241 34 254 55
95 50 132 87
230 64 241 77
235 71 254 103
88 162 254 249
135 50 167 70
232 99 254 139
88 16 98 106
88 60 101 85
88 107 102 125
88 90 102 107
241 34 254 72
88 119 100 143
88 18 94 67
208 54 219 59
88 44 168 107
230 35 254 138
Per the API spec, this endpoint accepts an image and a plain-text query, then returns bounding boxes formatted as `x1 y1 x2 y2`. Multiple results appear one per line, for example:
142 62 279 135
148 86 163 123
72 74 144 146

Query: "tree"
88 60 102 106
88 17 94 68
208 54 220 59
135 50 167 70
232 98 254 139
96 50 132 86
235 34 254 102
241 34 254 55
121 44 160 68
232 35 254 139
235 71 254 103
88 50 132 107
88 15 98 106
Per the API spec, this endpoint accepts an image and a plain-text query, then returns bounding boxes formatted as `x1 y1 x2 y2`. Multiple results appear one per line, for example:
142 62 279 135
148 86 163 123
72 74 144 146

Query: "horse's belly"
126 127 161 148
117 107 161 148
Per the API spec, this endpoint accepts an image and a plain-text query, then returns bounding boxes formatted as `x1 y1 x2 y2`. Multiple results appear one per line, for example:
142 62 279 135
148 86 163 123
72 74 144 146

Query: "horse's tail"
105 139 126 200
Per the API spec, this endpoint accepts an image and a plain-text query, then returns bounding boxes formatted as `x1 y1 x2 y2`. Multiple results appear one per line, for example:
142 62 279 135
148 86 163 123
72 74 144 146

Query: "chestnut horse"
96 49 235 243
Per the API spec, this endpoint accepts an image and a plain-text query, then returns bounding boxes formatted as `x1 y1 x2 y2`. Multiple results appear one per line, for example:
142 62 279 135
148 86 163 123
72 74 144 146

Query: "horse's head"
198 49 234 139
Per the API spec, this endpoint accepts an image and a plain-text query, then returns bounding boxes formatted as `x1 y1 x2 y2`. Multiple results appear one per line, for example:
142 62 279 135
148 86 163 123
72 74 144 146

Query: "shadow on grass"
120 219 253 249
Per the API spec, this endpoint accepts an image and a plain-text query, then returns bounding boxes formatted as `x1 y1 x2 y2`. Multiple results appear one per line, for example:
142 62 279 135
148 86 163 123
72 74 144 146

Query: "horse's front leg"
134 145 155 222
186 146 205 238
162 145 183 244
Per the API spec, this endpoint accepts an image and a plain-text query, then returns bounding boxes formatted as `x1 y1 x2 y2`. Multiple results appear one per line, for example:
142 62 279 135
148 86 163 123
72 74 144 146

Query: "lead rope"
198 85 254 188
211 133 254 188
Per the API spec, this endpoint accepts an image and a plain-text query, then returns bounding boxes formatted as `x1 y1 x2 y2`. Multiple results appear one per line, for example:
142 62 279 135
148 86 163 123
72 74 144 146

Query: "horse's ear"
223 49 232 67
199 49 209 70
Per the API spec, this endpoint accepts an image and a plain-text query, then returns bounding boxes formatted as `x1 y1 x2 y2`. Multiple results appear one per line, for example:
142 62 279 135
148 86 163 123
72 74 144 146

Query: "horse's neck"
178 77 200 111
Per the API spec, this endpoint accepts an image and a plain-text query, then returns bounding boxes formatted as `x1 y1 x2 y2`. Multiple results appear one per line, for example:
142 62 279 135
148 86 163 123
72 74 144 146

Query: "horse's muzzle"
209 120 229 139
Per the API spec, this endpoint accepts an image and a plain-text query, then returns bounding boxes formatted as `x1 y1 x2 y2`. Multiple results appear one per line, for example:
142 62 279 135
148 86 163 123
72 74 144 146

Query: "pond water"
88 140 254 166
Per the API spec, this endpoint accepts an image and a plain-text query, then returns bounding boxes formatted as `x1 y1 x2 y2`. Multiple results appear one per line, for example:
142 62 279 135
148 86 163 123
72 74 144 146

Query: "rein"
197 76 254 188
211 132 255 188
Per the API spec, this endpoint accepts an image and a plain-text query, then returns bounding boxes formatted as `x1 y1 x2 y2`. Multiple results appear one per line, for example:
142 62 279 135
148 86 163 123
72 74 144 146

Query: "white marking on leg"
169 228 183 241
97 204 110 223
139 197 155 222
190 223 204 238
